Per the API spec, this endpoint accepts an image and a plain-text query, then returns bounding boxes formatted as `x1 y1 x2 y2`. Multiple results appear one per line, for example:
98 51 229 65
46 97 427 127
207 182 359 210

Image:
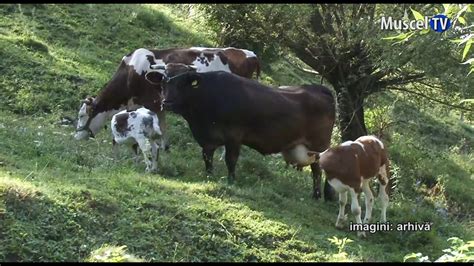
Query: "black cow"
160 67 336 200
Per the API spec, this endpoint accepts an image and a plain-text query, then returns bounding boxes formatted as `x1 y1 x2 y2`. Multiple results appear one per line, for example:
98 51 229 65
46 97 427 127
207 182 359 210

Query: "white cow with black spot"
111 107 162 173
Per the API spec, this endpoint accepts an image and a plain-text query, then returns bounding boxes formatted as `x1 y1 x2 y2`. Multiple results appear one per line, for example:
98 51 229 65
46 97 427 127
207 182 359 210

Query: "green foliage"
404 237 474 262
86 245 145 262
385 4 474 77
197 4 282 63
327 236 354 261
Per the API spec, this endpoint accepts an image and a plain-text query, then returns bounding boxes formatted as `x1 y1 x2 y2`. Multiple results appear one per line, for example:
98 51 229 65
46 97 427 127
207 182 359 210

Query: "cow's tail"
255 57 261 80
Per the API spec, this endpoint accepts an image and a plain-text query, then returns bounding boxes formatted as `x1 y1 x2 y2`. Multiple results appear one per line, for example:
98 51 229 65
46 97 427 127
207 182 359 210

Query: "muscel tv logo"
381 14 451 32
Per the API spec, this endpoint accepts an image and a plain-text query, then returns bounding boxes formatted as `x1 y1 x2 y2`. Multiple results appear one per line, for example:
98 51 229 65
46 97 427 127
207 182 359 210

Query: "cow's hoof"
312 190 321 200
357 231 367 238
335 222 345 230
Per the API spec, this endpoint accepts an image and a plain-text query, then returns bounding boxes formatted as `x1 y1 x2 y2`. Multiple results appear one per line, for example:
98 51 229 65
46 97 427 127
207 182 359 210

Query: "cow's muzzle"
74 127 95 140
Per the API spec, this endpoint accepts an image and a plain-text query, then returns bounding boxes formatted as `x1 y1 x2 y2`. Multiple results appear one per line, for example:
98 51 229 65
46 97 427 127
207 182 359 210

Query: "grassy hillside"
0 4 473 262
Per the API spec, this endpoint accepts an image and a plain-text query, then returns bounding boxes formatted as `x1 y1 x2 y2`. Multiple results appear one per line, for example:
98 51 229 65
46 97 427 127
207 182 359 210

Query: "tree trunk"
336 86 367 141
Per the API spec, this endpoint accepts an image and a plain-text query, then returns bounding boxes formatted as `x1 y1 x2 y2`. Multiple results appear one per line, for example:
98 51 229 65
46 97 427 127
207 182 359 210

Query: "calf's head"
160 65 199 113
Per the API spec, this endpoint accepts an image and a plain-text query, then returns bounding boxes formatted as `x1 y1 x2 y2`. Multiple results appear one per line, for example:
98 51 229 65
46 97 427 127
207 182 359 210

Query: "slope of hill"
0 4 472 262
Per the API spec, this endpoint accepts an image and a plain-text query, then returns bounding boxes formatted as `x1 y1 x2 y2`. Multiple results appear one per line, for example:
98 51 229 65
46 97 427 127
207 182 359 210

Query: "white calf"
111 107 162 173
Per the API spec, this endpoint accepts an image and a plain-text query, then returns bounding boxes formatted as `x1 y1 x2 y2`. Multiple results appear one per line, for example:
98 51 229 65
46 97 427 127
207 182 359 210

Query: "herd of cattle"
73 46 391 236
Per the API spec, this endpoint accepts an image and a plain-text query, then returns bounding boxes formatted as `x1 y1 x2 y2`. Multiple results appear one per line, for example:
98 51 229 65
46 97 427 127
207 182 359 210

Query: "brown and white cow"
74 47 261 149
310 135 391 237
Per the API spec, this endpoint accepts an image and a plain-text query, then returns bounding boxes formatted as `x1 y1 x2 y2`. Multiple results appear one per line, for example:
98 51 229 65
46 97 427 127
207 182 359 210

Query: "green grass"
0 3 473 262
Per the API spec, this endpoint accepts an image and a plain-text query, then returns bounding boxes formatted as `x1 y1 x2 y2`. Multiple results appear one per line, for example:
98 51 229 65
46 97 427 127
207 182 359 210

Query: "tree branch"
282 56 321 75
378 72 425 88
388 86 474 112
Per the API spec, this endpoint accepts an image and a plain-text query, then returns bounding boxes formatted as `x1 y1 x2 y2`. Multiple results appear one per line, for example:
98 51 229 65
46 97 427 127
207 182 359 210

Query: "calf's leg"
336 191 348 229
130 143 140 165
112 139 119 160
377 164 390 222
137 138 153 173
362 178 374 223
149 141 159 173
349 187 366 237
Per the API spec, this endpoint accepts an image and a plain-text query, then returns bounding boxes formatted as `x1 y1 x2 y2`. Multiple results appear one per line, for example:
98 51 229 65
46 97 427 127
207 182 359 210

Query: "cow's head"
160 64 198 113
74 97 96 140
74 96 111 140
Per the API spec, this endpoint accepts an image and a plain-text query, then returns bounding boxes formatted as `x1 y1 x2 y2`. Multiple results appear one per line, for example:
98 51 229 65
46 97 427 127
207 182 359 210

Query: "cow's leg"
224 142 241 184
336 191 348 229
378 165 390 222
202 146 216 175
157 111 169 152
349 187 365 237
136 138 153 173
310 163 322 199
150 140 159 173
362 178 374 224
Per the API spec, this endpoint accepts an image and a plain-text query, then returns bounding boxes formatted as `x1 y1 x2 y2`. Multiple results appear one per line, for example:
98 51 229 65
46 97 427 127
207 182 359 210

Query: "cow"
74 47 261 151
159 67 336 200
310 135 391 237
190 47 260 79
111 107 162 173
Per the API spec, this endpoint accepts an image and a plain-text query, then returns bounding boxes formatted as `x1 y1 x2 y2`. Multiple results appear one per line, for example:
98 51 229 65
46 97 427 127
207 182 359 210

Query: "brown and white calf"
310 135 391 237
111 107 162 173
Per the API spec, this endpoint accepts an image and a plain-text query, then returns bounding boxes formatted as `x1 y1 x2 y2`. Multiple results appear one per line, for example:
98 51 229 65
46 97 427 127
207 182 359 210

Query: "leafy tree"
200 4 473 141
384 4 474 115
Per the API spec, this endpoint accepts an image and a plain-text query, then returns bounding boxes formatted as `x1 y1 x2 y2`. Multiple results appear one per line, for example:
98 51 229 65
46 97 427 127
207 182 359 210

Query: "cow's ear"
188 73 201 89
83 97 93 105
145 71 164 85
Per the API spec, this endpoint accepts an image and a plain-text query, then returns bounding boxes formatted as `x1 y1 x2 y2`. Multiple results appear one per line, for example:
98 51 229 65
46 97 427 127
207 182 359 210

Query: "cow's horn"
150 64 166 70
